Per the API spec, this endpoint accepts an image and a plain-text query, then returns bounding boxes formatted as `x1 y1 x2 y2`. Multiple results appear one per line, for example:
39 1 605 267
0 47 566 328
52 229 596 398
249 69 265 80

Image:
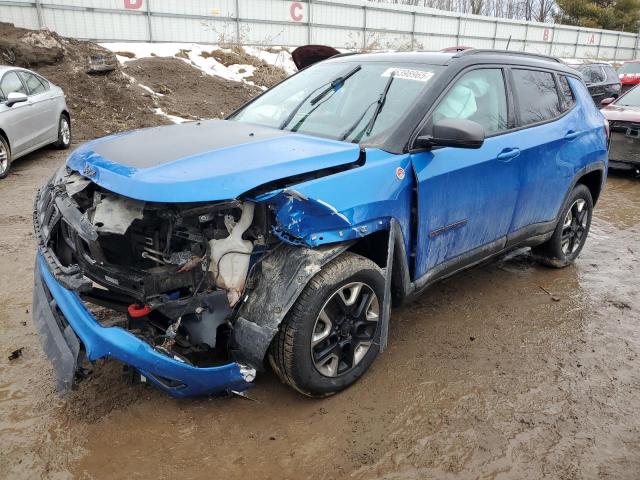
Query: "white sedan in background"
0 66 71 179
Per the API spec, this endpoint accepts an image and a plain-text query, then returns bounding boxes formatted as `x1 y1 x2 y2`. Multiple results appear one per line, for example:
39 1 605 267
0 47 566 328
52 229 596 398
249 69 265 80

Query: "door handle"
564 130 580 141
497 147 520 161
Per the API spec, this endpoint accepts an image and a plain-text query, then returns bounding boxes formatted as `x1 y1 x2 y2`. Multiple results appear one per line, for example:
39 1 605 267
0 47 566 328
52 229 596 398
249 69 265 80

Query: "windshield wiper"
279 65 362 130
363 71 396 137
338 100 377 141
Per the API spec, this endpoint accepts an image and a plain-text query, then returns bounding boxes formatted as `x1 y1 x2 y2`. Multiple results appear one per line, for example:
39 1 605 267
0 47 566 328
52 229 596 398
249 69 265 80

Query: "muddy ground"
1 144 639 479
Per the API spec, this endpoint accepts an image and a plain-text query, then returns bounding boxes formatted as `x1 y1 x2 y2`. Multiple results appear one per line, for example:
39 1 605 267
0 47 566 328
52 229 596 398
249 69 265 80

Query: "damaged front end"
33 168 277 396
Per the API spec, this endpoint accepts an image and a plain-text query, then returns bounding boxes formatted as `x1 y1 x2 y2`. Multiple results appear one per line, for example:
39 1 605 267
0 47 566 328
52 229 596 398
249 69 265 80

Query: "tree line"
371 0 640 32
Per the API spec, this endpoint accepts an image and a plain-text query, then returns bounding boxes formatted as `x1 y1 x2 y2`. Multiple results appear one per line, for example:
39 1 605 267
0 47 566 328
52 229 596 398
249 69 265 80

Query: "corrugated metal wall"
1 0 637 60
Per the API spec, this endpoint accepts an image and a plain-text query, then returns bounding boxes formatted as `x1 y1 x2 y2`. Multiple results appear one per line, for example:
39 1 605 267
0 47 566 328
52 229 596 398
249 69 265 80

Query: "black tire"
533 184 593 268
54 114 71 149
0 135 11 180
269 252 385 398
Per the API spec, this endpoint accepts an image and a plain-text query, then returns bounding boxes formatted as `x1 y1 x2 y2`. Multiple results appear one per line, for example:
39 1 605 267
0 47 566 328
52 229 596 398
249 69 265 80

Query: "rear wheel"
54 114 71 149
269 252 385 397
533 184 593 268
0 135 11 180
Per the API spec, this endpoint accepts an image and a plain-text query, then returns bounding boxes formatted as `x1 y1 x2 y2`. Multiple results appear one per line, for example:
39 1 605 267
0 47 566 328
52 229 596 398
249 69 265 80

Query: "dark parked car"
601 85 640 173
34 49 608 398
570 62 621 104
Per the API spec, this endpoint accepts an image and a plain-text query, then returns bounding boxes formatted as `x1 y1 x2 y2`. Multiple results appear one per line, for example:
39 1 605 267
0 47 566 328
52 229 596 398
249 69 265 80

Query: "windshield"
230 61 442 143
616 86 640 107
618 62 640 74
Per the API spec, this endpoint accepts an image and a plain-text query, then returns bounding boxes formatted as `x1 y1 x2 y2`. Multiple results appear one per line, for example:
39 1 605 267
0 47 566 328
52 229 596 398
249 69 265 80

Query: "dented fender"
254 148 414 252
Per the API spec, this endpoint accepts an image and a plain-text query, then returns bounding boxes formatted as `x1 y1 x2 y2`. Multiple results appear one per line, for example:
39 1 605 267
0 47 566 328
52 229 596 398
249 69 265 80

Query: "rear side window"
557 75 575 111
19 72 47 95
512 69 561 126
580 65 606 84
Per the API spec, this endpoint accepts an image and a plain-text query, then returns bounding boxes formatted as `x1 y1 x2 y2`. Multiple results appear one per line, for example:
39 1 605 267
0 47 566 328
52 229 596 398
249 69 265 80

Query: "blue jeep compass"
33 49 608 398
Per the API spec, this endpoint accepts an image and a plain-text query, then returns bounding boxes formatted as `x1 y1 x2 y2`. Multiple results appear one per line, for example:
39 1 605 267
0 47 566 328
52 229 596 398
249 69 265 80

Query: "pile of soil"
0 23 267 142
0 22 166 141
123 57 262 120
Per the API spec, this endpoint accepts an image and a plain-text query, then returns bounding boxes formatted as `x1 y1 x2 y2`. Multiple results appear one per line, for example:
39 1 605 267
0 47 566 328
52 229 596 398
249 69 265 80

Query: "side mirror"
601 97 615 106
6 92 28 107
415 118 485 150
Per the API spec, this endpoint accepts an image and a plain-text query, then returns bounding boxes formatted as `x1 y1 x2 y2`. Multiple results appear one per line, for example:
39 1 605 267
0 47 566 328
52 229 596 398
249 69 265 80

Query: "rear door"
507 69 579 234
18 71 56 145
411 67 520 279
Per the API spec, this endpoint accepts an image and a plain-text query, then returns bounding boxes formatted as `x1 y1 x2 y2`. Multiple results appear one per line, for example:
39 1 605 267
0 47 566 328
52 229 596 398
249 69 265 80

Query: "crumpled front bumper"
33 254 255 398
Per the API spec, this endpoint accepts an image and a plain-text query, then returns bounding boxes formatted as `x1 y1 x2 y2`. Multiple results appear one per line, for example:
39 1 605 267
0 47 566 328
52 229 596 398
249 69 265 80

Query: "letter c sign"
290 1 304 22
124 0 143 10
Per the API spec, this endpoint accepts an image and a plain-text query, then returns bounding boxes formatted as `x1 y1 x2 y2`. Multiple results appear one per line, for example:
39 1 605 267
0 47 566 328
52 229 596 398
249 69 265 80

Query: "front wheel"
54 114 71 149
533 184 593 268
269 252 385 398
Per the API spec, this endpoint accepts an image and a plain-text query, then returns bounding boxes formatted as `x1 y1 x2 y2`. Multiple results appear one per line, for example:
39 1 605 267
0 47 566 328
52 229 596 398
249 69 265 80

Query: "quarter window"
20 72 47 95
432 68 508 135
0 71 27 99
512 69 561 126
557 75 575 112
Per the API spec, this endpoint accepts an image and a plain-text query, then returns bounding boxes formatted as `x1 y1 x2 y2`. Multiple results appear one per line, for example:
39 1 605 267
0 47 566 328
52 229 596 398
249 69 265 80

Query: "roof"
327 49 577 75
0 65 33 75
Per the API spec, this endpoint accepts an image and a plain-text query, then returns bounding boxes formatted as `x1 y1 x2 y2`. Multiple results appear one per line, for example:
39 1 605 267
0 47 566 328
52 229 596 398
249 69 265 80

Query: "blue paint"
36 254 253 398
411 77 608 279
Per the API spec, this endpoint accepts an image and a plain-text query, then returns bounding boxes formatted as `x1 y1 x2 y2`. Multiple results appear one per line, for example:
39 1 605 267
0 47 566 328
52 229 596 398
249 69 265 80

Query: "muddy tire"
533 184 593 268
0 135 11 180
269 252 385 398
54 114 71 149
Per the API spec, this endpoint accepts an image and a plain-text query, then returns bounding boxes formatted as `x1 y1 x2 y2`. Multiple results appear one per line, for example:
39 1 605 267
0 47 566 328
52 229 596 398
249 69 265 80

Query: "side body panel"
411 136 519 279
509 76 608 233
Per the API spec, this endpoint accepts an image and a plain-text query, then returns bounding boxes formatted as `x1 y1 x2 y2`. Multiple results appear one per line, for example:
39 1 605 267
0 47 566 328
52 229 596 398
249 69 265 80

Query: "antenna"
506 35 512 50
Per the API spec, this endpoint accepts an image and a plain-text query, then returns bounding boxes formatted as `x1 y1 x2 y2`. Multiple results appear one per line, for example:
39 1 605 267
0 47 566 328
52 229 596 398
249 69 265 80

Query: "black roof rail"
453 49 562 63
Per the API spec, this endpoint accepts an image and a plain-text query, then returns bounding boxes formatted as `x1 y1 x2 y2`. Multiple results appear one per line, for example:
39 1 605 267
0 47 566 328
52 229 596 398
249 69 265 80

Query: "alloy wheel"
0 141 8 175
561 198 589 255
61 118 71 145
311 282 379 377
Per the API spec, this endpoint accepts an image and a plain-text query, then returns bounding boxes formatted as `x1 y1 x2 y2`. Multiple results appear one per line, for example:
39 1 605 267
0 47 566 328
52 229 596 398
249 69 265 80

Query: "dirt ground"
1 141 639 479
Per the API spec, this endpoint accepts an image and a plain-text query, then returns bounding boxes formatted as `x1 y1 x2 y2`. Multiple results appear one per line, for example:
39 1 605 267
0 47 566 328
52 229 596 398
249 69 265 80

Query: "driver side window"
432 68 508 136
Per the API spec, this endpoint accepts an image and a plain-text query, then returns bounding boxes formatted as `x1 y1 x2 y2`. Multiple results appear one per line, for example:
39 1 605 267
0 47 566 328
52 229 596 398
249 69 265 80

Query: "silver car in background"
0 66 71 179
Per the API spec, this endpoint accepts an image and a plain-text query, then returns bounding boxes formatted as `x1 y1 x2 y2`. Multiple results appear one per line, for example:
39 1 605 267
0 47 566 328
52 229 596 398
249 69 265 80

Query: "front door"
411 67 520 280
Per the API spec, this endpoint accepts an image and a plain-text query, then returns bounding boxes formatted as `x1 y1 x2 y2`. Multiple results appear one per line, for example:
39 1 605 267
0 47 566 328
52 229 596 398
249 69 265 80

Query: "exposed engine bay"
42 169 280 367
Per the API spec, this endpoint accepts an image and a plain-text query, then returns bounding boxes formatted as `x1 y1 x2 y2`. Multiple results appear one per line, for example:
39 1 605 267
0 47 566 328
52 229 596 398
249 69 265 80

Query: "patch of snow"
138 83 164 97
154 108 189 124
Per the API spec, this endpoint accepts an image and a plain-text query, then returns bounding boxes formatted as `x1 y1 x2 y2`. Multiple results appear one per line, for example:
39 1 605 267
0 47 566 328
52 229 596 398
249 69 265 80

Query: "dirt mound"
124 57 262 120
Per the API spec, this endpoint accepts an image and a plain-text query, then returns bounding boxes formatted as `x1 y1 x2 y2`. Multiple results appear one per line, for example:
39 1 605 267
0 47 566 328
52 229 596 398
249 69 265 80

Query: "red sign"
124 0 143 10
290 2 303 22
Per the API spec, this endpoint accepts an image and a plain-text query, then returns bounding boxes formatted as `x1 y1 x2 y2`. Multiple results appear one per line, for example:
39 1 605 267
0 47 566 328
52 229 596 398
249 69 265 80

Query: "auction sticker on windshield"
382 68 434 82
